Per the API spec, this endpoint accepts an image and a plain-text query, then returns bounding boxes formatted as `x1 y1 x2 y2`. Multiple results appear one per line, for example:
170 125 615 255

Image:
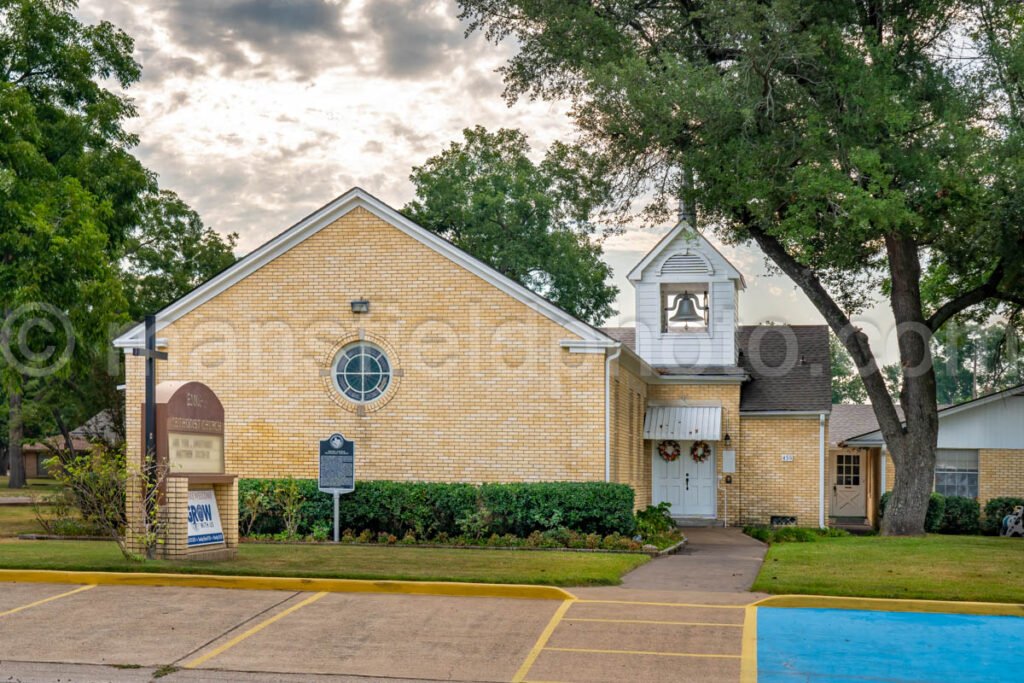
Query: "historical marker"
319 433 355 542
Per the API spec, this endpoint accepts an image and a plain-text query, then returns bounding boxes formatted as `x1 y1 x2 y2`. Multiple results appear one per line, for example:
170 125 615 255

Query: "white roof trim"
627 221 746 287
843 384 1024 445
113 187 613 348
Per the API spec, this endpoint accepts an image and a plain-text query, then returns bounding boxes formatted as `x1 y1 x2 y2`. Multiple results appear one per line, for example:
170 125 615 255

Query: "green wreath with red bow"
690 440 712 463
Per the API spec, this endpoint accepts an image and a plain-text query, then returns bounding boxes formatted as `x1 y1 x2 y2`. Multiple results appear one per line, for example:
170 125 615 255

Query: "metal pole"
144 315 156 467
333 491 340 543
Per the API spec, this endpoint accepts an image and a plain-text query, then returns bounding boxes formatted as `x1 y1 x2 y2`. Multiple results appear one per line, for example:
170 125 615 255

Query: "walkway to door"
619 527 768 593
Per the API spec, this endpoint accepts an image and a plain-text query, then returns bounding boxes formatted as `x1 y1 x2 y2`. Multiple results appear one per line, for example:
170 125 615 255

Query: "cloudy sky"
78 0 899 362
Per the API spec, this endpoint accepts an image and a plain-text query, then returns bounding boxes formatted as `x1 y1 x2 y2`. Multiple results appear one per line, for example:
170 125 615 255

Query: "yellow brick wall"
737 415 824 526
978 449 1024 505
125 207 606 483
609 357 648 508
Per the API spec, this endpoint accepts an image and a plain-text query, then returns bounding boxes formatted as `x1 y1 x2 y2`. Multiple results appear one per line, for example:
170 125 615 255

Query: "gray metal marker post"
318 433 355 542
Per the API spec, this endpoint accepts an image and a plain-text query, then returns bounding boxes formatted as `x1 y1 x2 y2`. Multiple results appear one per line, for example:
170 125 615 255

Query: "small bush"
939 496 980 535
982 497 1024 535
743 525 850 543
635 502 675 538
879 491 946 532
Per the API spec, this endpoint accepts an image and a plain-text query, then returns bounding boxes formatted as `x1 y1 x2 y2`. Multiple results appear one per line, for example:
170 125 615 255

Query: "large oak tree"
459 0 1024 533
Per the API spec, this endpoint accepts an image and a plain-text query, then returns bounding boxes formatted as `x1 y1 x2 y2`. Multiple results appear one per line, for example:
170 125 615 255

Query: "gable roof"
627 221 746 287
737 325 831 413
829 404 905 446
844 383 1024 446
113 187 617 349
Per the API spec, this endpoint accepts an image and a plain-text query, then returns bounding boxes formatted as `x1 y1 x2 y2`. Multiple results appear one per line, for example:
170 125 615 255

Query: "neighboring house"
838 385 1024 521
112 188 832 527
21 410 121 478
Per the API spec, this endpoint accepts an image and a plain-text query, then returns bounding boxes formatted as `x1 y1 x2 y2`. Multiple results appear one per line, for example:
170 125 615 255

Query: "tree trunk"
876 234 940 535
7 391 25 488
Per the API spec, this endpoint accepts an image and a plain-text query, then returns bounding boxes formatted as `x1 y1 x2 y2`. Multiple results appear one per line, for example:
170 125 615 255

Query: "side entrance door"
653 442 716 516
832 453 866 518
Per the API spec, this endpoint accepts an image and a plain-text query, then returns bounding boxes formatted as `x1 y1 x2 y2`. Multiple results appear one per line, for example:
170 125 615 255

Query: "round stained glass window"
332 343 391 403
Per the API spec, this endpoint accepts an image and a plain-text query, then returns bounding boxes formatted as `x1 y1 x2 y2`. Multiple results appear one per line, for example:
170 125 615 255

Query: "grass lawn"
0 539 649 586
754 534 1024 603
0 477 60 498
0 505 48 537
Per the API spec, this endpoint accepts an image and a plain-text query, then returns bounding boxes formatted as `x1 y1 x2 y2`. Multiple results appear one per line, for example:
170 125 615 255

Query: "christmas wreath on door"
657 440 681 462
690 440 712 463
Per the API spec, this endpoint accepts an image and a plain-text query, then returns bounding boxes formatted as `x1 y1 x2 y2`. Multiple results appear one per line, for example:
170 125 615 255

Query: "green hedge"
939 496 980 535
239 479 636 538
982 497 1024 535
879 491 946 532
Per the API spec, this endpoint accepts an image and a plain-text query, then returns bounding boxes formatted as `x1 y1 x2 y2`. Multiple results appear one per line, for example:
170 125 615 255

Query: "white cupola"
627 222 746 368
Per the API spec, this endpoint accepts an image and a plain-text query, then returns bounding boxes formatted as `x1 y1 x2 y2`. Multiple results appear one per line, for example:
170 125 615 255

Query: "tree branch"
743 217 905 442
925 262 1006 332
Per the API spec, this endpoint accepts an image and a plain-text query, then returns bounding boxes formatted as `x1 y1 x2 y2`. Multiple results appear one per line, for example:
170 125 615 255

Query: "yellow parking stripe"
574 599 746 609
0 584 95 618
567 616 743 627
740 604 758 683
183 591 327 669
544 646 740 659
512 599 574 683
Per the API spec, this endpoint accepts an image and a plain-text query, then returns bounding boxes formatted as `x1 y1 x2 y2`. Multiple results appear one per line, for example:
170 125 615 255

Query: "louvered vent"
660 252 712 276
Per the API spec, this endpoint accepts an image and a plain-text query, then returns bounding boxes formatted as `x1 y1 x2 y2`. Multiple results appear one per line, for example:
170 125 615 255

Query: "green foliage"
982 497 1024 535
743 526 851 543
634 502 675 538
239 479 636 540
403 126 618 325
880 492 946 533
939 496 980 535
830 334 867 404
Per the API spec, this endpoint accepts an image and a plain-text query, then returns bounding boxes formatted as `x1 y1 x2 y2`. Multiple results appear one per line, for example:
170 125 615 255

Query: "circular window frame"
322 335 401 413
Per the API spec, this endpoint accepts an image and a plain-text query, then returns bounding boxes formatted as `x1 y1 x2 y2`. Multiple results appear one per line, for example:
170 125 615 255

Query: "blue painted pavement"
757 607 1023 682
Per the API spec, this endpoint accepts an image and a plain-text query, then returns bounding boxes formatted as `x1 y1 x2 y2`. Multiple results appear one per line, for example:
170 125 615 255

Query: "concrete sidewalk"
617 527 768 593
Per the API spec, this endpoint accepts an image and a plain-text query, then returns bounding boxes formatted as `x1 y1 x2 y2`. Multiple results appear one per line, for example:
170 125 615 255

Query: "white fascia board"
654 375 747 385
113 188 613 348
561 339 619 354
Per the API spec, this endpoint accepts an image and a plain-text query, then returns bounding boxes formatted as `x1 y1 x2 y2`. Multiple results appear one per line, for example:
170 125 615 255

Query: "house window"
934 449 979 498
332 342 391 404
661 282 709 333
836 454 861 486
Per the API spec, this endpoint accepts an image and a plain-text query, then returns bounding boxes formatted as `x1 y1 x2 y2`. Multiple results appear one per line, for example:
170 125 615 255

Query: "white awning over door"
643 405 722 441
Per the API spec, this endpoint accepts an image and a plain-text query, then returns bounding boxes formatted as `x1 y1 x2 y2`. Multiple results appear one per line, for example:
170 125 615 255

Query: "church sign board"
187 488 225 546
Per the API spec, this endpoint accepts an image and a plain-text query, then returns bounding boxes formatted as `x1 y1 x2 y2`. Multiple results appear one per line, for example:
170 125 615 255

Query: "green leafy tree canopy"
404 126 618 325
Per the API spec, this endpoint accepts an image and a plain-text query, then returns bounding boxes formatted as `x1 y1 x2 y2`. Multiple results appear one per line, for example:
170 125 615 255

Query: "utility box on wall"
722 449 737 473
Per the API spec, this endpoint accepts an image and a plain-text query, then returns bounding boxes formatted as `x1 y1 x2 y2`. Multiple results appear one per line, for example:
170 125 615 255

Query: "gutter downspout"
604 344 622 483
819 413 826 529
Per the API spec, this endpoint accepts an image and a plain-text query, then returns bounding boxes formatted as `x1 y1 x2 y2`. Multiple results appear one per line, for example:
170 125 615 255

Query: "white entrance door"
653 442 716 516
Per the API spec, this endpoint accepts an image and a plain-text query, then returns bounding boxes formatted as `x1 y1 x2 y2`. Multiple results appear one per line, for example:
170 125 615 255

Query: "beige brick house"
114 187 835 527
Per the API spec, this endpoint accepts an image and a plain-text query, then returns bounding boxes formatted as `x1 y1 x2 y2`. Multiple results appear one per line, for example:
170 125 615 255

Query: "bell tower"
627 222 745 368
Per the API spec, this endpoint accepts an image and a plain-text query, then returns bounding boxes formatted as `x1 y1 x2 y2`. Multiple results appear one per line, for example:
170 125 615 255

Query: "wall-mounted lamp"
723 433 732 448
350 299 370 314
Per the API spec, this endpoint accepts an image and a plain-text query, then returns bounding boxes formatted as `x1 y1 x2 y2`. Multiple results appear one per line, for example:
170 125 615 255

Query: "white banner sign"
187 489 224 547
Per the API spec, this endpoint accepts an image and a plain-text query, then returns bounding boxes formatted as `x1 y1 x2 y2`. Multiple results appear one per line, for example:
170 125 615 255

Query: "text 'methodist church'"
116 187 842 527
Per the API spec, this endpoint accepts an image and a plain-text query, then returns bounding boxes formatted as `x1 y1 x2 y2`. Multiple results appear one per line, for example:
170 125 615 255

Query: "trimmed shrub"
982 497 1024 535
742 525 850 543
879 491 946 532
939 496 980 535
238 479 635 538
